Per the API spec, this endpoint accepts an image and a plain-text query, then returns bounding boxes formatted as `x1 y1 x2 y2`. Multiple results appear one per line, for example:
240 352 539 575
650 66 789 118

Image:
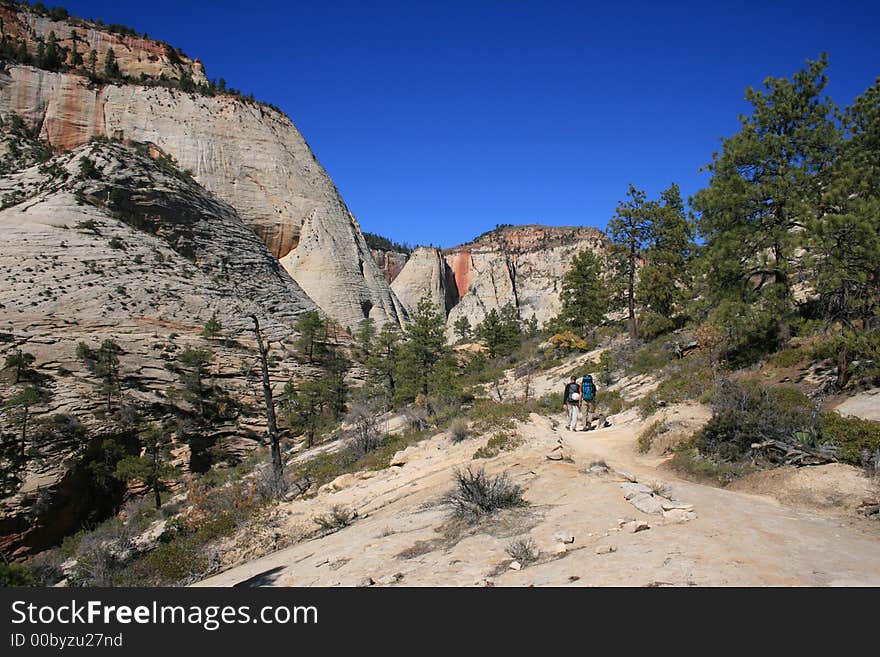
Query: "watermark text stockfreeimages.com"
10 599 317 632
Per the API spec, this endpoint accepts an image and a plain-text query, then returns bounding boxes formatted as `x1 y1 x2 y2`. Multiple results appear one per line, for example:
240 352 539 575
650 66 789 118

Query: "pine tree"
282 378 336 448
115 424 178 510
293 311 328 363
354 317 376 363
453 315 472 343
607 184 652 339
367 323 402 405
636 183 695 338
810 77 880 385
104 48 120 78
692 54 842 351
176 346 213 420
4 387 49 458
395 295 449 403
77 339 123 412
4 349 35 384
559 248 610 334
201 313 222 339
476 305 522 358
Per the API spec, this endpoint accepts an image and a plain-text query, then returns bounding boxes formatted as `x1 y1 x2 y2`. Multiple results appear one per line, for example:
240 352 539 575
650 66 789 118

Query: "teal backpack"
581 375 596 400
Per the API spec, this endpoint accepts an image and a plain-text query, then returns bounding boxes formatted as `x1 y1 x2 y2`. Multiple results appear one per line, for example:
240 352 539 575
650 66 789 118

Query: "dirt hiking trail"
197 405 880 587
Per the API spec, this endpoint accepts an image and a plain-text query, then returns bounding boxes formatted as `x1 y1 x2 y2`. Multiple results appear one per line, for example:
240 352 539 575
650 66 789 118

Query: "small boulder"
621 482 653 499
595 545 617 555
660 500 694 512
631 521 651 533
663 508 695 522
554 530 575 544
628 493 665 515
509 561 522 571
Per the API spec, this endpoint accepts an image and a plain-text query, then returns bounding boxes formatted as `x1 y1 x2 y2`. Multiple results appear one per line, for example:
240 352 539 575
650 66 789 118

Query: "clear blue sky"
58 0 880 248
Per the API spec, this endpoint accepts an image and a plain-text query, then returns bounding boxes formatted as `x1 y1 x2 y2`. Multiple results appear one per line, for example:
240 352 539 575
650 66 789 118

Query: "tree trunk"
251 315 282 479
628 245 638 339
152 445 162 510
837 342 849 389
20 408 28 458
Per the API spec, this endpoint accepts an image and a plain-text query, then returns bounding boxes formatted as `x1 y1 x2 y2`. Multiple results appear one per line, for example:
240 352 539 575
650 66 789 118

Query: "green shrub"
768 347 806 369
0 562 35 587
669 442 751 485
596 389 625 415
638 420 667 453
473 431 523 459
469 399 530 434
637 395 658 419
696 379 814 462
820 413 880 466
630 344 671 375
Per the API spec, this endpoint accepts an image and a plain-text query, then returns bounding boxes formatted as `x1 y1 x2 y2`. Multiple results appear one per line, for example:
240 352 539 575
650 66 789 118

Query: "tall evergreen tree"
396 295 450 403
115 423 178 510
4 386 48 458
636 183 696 337
810 77 880 385
293 311 328 363
176 346 213 420
367 323 402 405
559 248 610 334
607 184 651 338
693 54 842 350
354 317 376 364
476 305 522 358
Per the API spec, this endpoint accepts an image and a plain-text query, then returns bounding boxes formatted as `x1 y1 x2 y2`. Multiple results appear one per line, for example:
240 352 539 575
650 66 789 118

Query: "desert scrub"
629 341 673 375
638 420 667 453
443 467 526 521
0 562 35 587
313 505 356 532
695 379 815 463
669 441 751 485
450 418 470 442
505 538 539 565
468 399 530 434
595 389 625 415
473 431 524 459
820 413 880 467
637 395 659 419
767 347 806 369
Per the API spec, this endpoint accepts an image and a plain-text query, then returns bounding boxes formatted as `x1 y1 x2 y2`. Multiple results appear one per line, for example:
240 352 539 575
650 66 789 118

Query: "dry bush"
443 467 526 522
505 537 539 565
313 505 356 532
450 418 470 443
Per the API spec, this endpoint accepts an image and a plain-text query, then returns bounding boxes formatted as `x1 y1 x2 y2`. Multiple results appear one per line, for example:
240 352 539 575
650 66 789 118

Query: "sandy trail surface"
196 407 880 587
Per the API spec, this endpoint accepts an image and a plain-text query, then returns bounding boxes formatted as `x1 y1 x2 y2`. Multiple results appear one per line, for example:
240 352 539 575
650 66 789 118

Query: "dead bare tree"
250 314 282 480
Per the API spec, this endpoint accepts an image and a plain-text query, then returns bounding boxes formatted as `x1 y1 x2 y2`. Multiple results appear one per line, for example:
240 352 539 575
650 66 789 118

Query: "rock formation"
0 139 318 557
0 4 208 85
371 247 409 283
389 224 606 332
0 4 406 329
390 247 458 316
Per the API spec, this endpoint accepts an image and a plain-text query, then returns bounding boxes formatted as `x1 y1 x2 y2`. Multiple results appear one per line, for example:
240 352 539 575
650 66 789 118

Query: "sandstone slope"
0 139 321 557
0 2 406 328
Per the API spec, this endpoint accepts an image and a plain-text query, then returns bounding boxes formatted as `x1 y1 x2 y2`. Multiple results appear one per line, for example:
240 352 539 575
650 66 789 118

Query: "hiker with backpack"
580 374 597 431
562 375 581 431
